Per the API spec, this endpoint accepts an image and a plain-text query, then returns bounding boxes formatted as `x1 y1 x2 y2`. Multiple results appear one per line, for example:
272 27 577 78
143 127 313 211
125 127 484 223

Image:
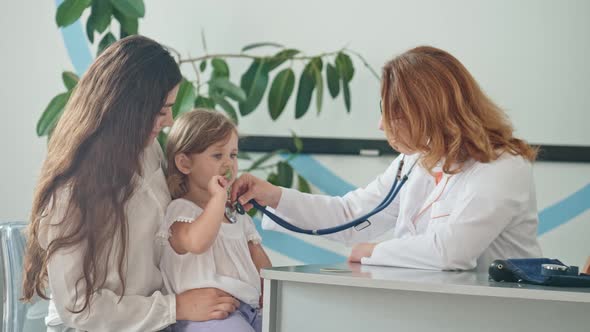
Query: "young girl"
159 109 271 332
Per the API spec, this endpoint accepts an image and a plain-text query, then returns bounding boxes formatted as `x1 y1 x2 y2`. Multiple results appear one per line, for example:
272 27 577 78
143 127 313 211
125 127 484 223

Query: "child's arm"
248 242 271 308
169 176 227 255
248 242 272 273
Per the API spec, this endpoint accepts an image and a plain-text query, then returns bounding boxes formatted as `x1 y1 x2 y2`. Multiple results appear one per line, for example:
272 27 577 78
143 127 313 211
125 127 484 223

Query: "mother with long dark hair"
21 36 239 331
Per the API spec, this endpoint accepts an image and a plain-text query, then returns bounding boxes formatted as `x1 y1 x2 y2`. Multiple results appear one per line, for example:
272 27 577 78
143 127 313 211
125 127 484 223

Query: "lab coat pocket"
430 199 454 222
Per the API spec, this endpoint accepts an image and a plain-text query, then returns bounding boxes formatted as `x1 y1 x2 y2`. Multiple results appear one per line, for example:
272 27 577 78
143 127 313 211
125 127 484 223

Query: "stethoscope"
225 155 418 235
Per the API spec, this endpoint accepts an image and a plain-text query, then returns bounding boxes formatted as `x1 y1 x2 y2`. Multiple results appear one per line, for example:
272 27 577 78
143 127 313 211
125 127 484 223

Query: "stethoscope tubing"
240 155 418 235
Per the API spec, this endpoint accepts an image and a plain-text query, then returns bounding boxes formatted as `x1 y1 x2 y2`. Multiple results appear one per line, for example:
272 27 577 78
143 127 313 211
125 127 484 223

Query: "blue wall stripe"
55 0 93 76
253 218 346 263
538 183 590 235
285 154 356 196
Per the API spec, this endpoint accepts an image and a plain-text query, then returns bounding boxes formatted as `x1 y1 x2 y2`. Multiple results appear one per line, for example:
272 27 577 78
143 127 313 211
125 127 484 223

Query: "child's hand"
208 175 228 199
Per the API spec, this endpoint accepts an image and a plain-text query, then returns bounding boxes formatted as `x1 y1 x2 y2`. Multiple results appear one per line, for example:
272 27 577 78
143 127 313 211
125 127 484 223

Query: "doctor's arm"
359 160 534 270
232 155 406 245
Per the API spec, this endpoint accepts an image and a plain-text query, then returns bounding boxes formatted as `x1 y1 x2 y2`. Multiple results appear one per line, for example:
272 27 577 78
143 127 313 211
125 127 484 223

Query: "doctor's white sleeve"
362 157 534 271
262 154 405 245
45 244 176 331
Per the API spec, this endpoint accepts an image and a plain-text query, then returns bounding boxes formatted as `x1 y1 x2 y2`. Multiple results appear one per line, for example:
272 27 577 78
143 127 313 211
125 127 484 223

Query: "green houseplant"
38 0 378 199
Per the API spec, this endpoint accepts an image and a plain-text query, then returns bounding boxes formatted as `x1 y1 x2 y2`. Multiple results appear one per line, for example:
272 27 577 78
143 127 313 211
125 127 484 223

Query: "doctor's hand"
348 243 377 263
231 173 282 211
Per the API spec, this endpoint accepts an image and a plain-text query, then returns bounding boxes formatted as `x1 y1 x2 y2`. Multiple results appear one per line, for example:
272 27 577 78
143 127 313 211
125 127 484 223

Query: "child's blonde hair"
166 109 237 199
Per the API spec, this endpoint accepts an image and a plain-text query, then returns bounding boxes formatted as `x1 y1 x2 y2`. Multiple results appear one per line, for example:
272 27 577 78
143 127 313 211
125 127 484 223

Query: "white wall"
140 0 590 146
1 0 588 267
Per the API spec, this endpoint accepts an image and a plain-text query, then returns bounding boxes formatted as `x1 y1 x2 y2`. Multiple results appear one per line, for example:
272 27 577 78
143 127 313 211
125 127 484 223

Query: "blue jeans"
172 301 262 332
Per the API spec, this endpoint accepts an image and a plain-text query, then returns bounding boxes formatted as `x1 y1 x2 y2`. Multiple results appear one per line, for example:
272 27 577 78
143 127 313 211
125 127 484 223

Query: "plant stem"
346 48 380 80
179 50 343 65
240 152 299 173
188 52 202 88
165 44 182 63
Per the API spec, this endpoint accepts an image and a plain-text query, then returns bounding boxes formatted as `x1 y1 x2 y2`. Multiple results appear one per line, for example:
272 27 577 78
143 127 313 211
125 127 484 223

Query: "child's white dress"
158 198 262 308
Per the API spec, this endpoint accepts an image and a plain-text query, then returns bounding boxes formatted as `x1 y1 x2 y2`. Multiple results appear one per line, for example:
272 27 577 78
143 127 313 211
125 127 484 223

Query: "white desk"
261 263 590 332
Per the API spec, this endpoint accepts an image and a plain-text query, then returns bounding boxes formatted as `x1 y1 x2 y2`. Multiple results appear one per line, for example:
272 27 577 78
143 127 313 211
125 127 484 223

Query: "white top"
39 141 175 332
263 153 542 272
261 263 590 303
158 198 262 308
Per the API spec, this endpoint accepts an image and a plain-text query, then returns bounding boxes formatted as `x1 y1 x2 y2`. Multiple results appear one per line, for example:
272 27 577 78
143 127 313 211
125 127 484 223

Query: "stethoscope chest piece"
224 201 239 223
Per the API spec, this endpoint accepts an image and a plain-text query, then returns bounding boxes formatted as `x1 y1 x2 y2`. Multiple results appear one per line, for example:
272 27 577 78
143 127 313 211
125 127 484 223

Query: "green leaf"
277 162 294 187
91 0 112 33
212 95 239 124
199 60 207 72
37 91 71 136
248 151 278 171
295 65 315 119
266 49 300 72
113 8 138 37
291 131 303 152
172 80 196 118
247 208 258 218
56 0 91 27
85 15 95 43
241 42 284 52
246 149 288 172
267 172 279 186
311 60 323 114
110 0 144 18
97 32 117 56
237 151 252 160
268 68 295 120
336 52 355 82
194 96 216 109
211 58 230 78
209 78 247 103
239 60 270 116
62 71 79 90
326 63 340 98
297 174 311 193
342 79 351 112
311 57 323 72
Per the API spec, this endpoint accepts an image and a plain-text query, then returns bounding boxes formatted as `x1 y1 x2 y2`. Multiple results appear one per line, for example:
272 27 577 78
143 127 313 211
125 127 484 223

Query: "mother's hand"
176 288 240 321
230 173 282 211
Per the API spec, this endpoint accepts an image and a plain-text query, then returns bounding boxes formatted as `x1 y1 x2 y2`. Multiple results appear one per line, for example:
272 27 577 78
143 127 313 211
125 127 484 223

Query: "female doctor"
231 46 542 271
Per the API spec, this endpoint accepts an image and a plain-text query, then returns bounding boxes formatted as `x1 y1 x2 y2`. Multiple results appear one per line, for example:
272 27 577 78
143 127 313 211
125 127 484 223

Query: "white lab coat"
262 153 542 271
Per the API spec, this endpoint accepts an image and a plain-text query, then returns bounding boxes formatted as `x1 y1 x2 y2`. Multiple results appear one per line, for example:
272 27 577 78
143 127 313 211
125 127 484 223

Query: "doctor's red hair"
380 46 537 174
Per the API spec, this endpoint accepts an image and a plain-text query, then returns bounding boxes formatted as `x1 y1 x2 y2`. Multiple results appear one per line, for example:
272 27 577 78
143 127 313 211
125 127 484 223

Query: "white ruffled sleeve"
242 215 262 244
156 199 202 244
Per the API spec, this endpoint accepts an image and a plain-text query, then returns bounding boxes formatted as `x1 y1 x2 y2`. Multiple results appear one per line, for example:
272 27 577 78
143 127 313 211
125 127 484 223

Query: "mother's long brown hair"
21 35 181 313
381 46 536 173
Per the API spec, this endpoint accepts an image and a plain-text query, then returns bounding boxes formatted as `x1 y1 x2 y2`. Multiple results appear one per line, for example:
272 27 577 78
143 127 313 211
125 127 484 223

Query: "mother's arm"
46 242 239 331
